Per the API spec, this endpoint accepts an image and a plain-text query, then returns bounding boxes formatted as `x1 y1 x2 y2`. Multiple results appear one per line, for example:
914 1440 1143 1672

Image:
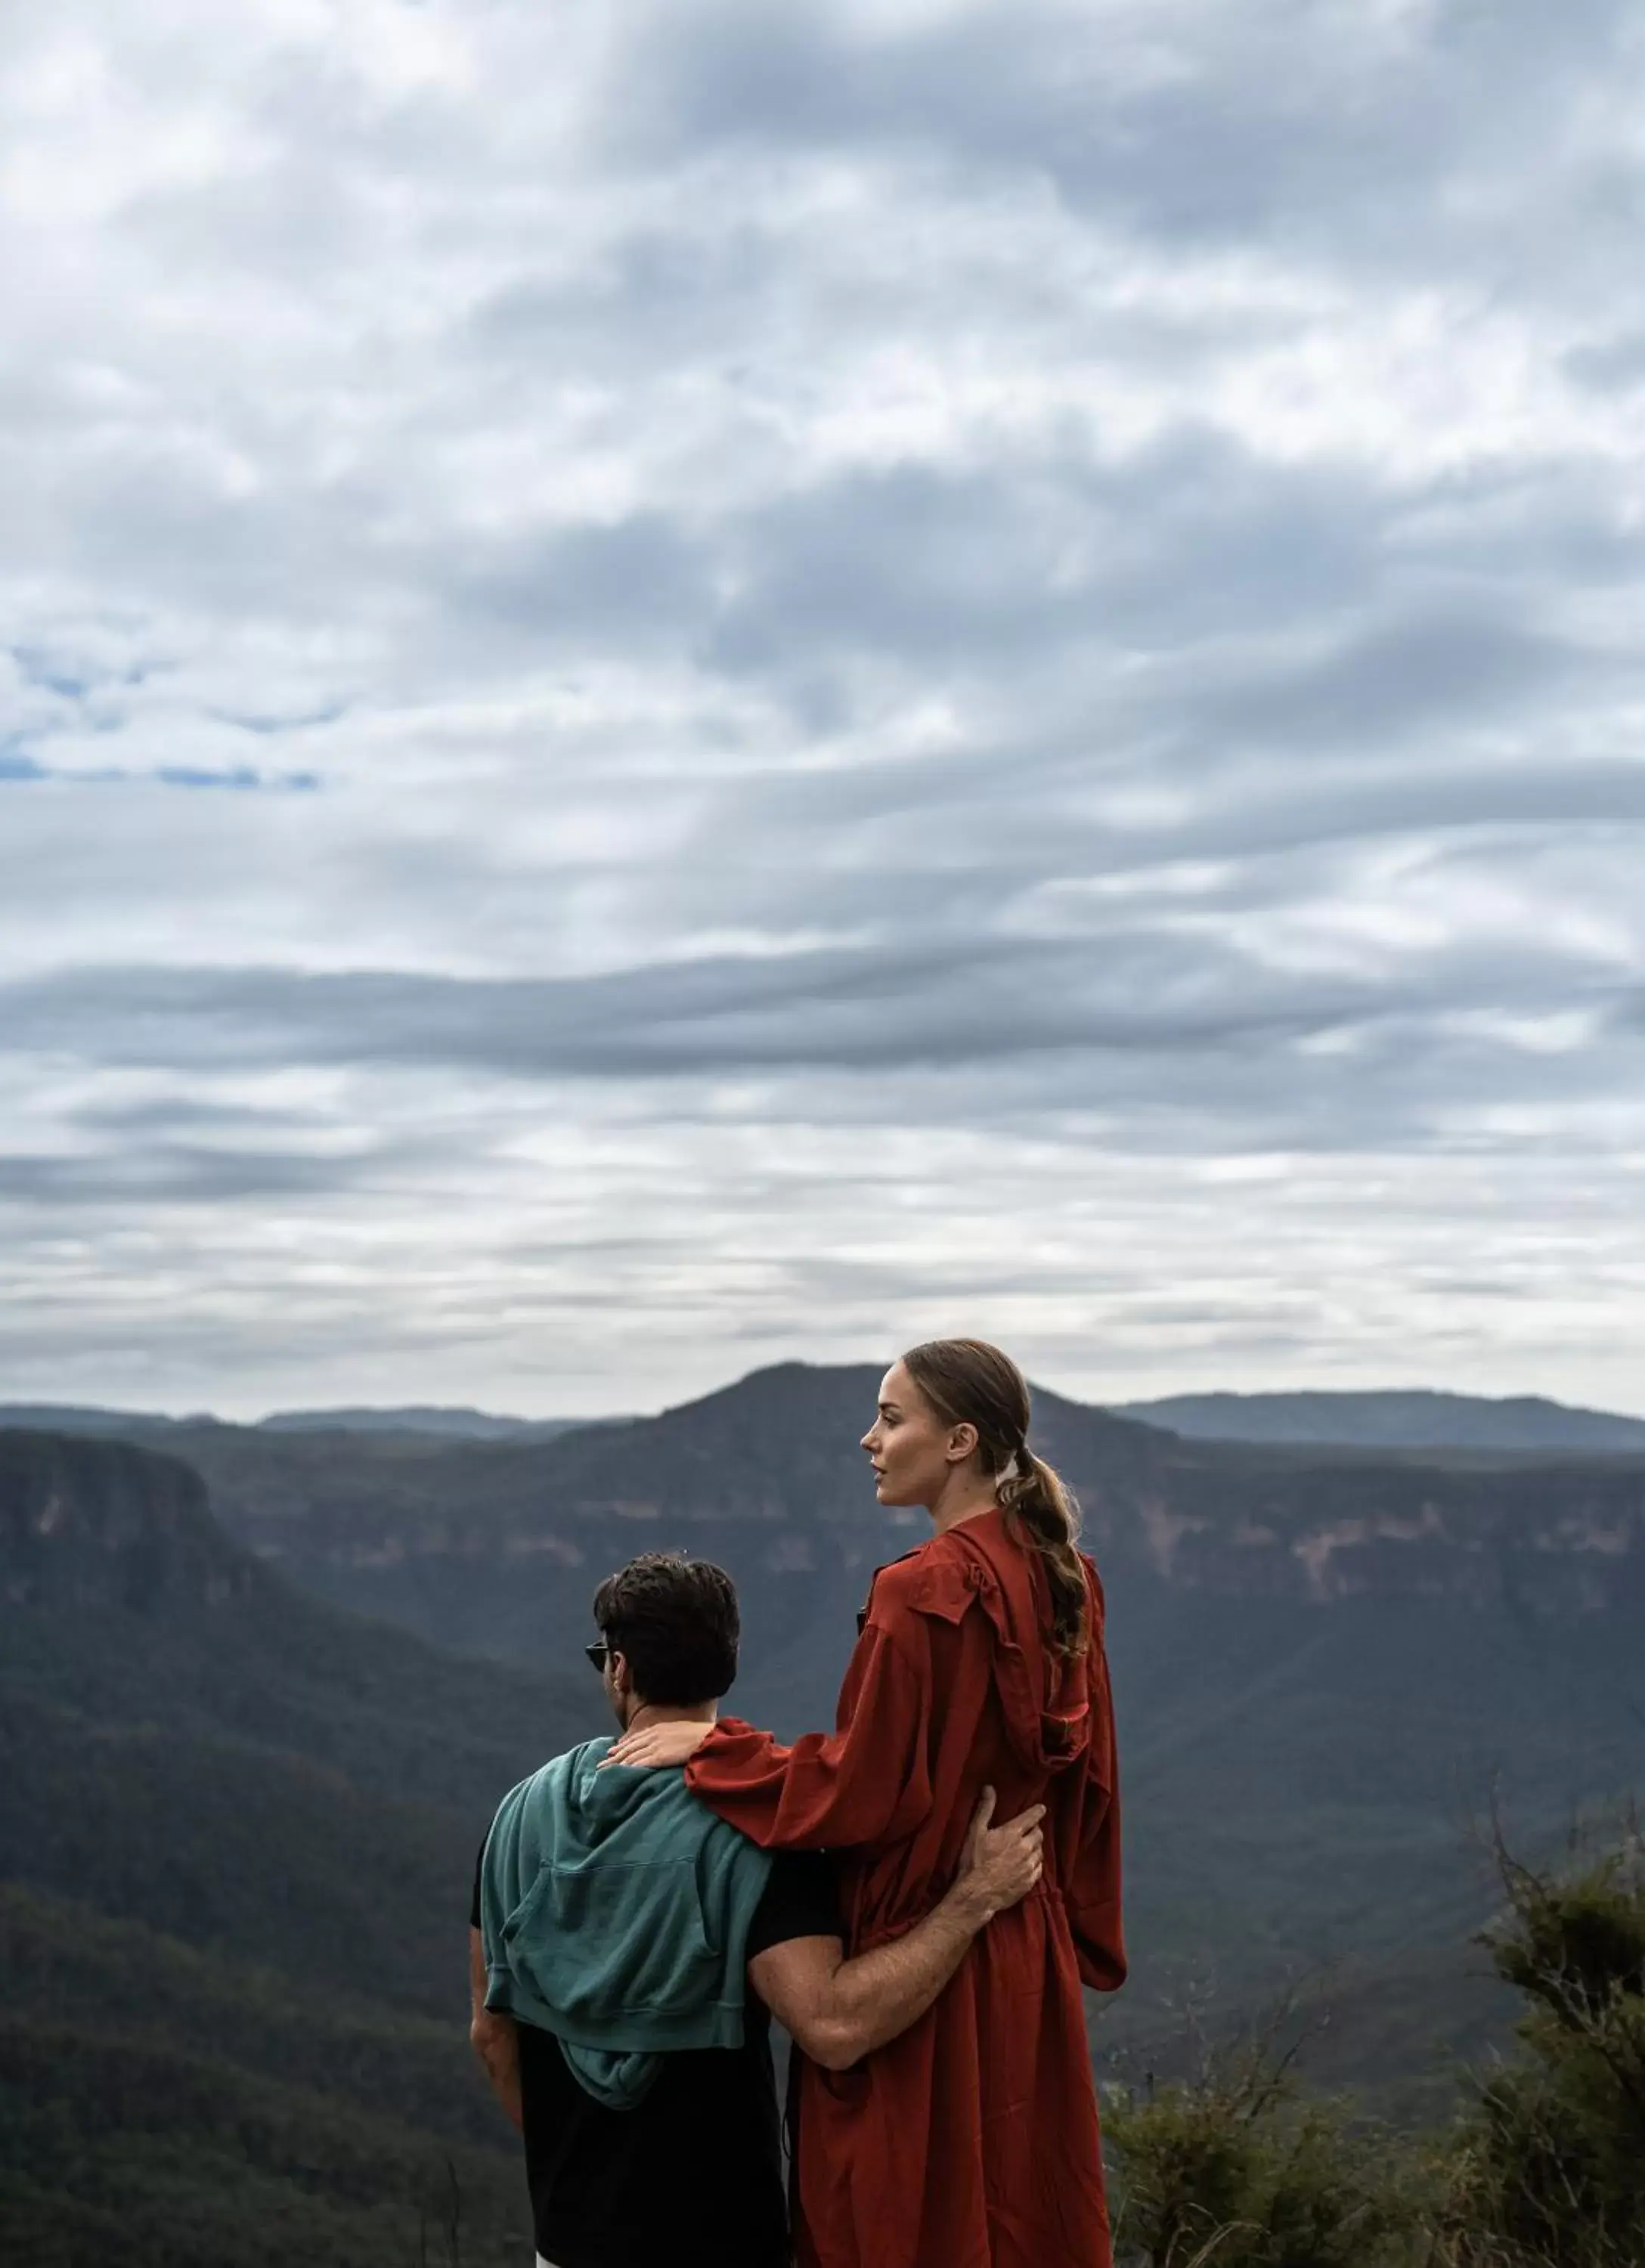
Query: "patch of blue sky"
156 765 320 791
11 649 89 700
0 751 318 790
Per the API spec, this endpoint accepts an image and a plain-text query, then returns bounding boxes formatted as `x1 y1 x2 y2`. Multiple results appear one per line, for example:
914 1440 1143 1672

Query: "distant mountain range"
1116 1388 1645 1454
9 1380 1645 1454
256 1405 603 1440
106 1362 1644 1656
0 1400 597 1441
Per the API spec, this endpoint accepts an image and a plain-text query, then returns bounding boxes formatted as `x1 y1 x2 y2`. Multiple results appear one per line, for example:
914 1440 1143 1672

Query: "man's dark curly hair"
590 1551 739 1705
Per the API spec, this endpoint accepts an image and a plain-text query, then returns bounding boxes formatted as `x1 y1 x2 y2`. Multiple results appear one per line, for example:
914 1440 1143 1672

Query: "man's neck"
621 1698 718 1736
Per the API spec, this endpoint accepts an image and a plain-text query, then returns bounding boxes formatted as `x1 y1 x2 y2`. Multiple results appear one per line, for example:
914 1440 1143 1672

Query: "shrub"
1105 2036 1421 2268
1427 1823 1645 2268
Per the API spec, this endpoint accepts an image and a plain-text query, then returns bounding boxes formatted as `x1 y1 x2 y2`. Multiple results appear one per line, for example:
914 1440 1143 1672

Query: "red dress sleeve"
685 1619 934 1851
1067 1636 1126 1991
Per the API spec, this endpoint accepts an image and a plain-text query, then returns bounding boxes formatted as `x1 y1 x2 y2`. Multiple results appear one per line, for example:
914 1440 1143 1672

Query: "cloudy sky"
2 0 1643 1418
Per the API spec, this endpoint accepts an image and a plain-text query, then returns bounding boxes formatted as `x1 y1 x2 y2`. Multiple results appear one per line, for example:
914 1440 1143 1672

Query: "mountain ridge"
10 1374 1645 1453
10 1368 1637 1692
1117 1387 1645 1454
256 1406 601 1441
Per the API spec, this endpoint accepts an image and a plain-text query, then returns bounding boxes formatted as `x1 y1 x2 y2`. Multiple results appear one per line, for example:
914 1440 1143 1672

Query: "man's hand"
745 1786 1048 2071
948 1788 1046 1924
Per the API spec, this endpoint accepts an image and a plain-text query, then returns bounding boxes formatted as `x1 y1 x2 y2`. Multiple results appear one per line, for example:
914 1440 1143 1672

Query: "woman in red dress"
607 1337 1125 2268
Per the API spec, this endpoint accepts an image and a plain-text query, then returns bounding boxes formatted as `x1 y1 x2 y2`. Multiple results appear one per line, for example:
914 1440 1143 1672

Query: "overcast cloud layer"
2 0 1643 1417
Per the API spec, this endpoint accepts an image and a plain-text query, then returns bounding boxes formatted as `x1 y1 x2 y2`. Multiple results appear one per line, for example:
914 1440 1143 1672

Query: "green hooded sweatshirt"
478 1736 773 2111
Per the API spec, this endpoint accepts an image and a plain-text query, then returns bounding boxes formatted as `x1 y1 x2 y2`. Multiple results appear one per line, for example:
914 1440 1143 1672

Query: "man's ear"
946 1421 980 1466
609 1648 634 1697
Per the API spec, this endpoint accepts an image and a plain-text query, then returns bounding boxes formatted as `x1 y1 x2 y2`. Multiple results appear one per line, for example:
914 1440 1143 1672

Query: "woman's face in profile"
861 1361 954 1508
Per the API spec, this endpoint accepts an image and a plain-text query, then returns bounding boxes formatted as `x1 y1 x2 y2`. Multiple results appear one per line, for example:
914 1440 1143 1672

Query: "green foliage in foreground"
1106 1821 1645 2268
1432 1832 1645 2268
1106 2041 1423 2268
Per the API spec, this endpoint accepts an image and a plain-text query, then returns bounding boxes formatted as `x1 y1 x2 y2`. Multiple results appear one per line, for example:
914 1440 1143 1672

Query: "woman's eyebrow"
878 1400 900 1417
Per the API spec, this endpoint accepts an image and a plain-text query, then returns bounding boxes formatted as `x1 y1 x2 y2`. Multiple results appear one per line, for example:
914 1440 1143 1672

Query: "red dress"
686 1506 1125 2268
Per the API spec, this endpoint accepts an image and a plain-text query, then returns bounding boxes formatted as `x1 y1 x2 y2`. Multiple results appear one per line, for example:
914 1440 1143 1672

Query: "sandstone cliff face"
0 1429 259 1615
0 1423 591 1864
9 1370 1638 1787
16 1368 1643 1622
1049 1430 1645 1615
125 1362 1644 1637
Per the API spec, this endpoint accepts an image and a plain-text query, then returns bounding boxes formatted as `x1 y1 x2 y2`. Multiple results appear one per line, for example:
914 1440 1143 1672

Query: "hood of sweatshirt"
479 1735 773 2108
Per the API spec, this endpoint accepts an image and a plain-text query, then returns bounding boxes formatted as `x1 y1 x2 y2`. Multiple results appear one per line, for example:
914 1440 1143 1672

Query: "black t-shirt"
472 1842 840 2268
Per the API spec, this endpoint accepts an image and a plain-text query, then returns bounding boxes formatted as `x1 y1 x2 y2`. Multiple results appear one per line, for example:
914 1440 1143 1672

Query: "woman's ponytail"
901 1336 1090 1659
999 1448 1089 1659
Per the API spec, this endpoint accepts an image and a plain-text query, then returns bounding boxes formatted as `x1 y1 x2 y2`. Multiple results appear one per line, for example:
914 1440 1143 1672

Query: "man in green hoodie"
469 1551 1045 2268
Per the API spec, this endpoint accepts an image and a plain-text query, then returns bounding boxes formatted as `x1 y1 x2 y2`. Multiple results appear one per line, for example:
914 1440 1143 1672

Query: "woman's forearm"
685 1630 934 1850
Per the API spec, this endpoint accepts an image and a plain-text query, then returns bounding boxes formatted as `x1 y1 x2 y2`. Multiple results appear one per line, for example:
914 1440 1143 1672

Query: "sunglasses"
585 1639 611 1672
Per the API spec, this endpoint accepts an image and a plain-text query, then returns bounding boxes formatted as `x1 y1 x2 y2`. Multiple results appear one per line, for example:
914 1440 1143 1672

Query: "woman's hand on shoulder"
600 1720 714 1770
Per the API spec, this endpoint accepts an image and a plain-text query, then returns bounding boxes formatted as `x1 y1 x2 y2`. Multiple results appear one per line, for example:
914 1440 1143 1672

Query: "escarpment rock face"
54 1365 1641 1644
0 1425 593 1952
26 1362 1622 1762
0 1429 259 1615
999 1391 1645 1616
1047 1430 1645 1615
